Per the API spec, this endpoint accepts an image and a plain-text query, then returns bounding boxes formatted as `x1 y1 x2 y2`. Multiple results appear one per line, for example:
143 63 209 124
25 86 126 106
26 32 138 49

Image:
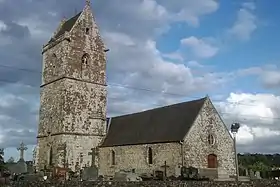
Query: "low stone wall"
4 180 280 187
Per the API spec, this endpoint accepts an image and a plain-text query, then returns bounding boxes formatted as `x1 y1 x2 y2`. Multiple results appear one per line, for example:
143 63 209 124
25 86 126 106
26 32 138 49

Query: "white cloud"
181 36 219 58
261 70 280 88
237 66 280 89
159 0 219 27
106 35 229 102
234 125 254 145
0 20 7 31
187 61 204 68
161 52 184 62
228 2 257 40
217 93 280 152
242 2 256 10
103 31 136 47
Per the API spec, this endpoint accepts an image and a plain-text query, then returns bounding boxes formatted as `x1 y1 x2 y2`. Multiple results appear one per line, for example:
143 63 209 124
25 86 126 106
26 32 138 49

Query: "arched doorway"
207 154 217 168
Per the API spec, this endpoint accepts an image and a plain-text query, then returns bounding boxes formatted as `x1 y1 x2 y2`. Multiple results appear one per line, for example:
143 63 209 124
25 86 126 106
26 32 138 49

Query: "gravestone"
255 171 261 179
82 148 99 181
245 169 249 176
114 171 142 181
249 169 254 178
82 166 98 181
175 165 181 178
188 166 199 179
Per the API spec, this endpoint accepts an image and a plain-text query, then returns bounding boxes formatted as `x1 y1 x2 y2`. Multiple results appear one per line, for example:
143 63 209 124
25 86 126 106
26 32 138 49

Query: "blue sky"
1 0 280 161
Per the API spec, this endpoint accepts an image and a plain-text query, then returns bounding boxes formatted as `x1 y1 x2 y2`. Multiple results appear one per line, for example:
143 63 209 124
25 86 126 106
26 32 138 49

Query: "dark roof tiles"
51 11 82 41
100 97 207 147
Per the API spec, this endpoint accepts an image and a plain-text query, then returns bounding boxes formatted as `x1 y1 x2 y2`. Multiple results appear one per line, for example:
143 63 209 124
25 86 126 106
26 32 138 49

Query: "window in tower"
85 28 89 35
82 53 89 65
81 53 90 78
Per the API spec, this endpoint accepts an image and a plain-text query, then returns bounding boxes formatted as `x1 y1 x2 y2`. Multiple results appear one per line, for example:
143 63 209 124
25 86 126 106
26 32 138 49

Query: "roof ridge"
50 11 82 41
111 97 207 119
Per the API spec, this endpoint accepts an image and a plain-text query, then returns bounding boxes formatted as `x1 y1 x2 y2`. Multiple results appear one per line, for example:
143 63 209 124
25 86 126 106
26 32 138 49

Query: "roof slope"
53 11 82 39
100 97 207 147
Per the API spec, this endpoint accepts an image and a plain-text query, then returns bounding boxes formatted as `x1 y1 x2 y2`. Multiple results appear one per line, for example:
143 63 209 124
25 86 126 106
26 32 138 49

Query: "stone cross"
17 141 27 161
88 148 97 167
86 0 91 6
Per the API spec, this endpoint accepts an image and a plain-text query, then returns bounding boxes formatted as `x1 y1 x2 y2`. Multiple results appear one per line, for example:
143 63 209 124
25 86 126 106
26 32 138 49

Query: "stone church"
34 0 236 180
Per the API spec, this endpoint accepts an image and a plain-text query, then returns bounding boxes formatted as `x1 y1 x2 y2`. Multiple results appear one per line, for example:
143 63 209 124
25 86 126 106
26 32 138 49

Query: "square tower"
36 1 107 172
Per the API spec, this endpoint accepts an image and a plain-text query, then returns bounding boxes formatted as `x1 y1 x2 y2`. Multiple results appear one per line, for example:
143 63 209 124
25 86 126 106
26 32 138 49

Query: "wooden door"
207 154 217 168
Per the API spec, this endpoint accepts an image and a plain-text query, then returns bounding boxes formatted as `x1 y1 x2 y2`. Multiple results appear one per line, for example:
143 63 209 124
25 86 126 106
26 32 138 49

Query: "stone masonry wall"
183 97 235 177
7 180 280 187
37 79 106 171
99 143 181 177
63 4 106 85
36 3 107 172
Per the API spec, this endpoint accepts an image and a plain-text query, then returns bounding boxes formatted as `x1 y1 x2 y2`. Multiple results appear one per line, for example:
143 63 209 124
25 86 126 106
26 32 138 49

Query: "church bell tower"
36 0 107 172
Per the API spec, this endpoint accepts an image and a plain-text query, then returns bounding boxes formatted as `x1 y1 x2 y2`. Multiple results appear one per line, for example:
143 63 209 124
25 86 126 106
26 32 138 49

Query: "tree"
0 148 5 170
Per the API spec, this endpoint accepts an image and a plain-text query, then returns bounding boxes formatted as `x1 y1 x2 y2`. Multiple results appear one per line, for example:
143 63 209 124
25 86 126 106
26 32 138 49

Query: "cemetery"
1 143 280 186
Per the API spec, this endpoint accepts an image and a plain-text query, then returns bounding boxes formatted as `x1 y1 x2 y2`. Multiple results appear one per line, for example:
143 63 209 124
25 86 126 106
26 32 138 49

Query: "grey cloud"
1 21 30 39
237 66 280 89
238 135 280 154
2 130 37 148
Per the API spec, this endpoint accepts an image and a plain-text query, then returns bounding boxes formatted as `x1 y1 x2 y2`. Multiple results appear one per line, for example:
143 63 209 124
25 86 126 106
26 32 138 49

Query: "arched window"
207 154 217 168
208 134 215 145
111 150 116 165
148 147 153 164
81 53 89 65
85 28 89 35
81 53 90 78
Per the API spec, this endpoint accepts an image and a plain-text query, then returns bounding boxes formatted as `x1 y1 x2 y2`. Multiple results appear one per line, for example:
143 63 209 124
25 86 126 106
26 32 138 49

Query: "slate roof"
51 11 82 40
100 97 207 147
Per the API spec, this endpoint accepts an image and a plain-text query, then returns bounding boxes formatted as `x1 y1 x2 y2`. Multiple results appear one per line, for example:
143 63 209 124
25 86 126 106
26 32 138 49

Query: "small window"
82 53 89 65
49 146 53 166
111 150 116 165
85 28 89 34
148 147 153 164
208 134 215 145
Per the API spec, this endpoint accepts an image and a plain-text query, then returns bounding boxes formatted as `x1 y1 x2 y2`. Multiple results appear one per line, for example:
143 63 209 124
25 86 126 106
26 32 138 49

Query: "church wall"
62 78 106 135
41 39 69 85
37 79 65 137
37 134 104 172
182 98 236 177
99 143 182 177
37 78 106 171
